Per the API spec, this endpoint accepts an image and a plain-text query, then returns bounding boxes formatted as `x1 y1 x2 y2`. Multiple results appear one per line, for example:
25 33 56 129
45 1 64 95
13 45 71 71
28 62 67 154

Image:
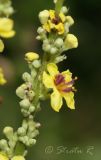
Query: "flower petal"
63 92 75 109
0 39 4 52
43 71 53 88
47 63 59 77
55 23 64 35
0 30 15 38
62 70 72 82
49 10 55 20
51 89 63 112
0 18 14 31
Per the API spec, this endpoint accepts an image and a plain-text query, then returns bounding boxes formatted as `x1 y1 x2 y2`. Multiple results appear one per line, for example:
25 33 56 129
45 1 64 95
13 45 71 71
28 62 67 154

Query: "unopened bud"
32 60 41 68
25 52 39 62
55 38 63 48
39 10 49 24
3 127 13 140
20 99 30 109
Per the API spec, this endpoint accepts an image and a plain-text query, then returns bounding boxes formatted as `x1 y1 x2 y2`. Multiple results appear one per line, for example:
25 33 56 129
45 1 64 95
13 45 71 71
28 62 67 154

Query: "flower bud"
16 84 26 99
17 127 26 136
37 27 45 34
29 105 35 113
32 60 41 68
50 47 58 54
11 156 25 160
0 139 8 150
39 10 49 24
20 99 30 109
22 72 32 82
25 52 39 62
28 139 36 146
66 16 74 26
42 43 51 52
21 109 30 117
61 6 68 14
64 34 78 49
55 55 67 63
55 38 63 48
36 35 41 40
3 127 13 140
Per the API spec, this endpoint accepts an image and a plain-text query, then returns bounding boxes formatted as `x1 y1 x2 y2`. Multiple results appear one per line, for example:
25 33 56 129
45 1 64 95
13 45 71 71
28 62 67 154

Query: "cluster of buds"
0 126 18 157
17 119 40 147
0 0 14 17
37 5 78 63
15 52 42 147
16 52 42 118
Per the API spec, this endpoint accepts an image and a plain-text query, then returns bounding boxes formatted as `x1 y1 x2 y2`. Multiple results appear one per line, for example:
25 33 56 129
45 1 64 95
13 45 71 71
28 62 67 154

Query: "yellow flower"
0 152 9 160
0 39 4 52
43 63 77 112
0 68 6 85
43 10 66 35
25 52 39 62
11 156 25 160
0 17 15 38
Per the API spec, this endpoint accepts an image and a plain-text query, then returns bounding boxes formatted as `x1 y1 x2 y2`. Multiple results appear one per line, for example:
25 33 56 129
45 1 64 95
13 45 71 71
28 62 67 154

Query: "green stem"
55 0 65 13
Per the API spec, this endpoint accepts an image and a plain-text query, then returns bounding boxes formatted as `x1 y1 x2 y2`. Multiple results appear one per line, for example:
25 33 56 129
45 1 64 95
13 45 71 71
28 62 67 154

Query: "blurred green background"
0 0 101 160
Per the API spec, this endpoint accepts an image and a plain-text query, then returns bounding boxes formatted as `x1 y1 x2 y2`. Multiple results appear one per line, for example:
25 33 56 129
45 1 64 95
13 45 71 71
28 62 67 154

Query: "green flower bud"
66 16 74 26
20 99 30 109
61 6 68 14
55 38 64 48
22 136 29 144
21 109 30 117
55 55 67 63
29 105 35 113
17 127 26 136
16 84 27 99
37 27 45 34
35 122 41 128
29 130 39 138
42 43 51 52
36 35 41 40
22 72 32 82
50 47 58 54
43 39 49 44
28 139 36 146
0 139 8 150
3 127 13 140
32 60 41 68
39 10 49 24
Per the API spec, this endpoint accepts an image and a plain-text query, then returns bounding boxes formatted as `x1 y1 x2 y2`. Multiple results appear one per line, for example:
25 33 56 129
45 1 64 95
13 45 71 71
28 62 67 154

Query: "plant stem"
55 0 65 13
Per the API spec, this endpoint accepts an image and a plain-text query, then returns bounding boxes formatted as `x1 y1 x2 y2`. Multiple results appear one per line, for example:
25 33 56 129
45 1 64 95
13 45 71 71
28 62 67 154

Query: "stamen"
52 15 61 25
55 74 65 85
62 87 73 93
